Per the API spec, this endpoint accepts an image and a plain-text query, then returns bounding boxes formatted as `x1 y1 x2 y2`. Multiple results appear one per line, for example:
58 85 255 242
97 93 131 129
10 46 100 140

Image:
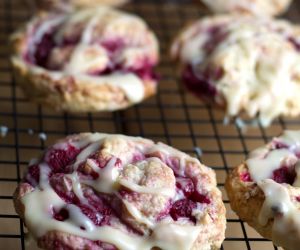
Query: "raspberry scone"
33 0 128 11
200 0 292 16
226 130 300 250
171 15 300 127
11 7 159 112
13 133 226 250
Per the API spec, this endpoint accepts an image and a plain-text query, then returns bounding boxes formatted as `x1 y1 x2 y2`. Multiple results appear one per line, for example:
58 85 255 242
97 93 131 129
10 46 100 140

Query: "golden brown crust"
225 164 274 240
12 57 156 112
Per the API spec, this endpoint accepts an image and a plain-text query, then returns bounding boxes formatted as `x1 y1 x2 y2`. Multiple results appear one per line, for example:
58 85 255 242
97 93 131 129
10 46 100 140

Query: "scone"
11 7 159 112
171 15 300 127
200 0 292 16
13 133 226 250
226 130 300 250
33 0 129 11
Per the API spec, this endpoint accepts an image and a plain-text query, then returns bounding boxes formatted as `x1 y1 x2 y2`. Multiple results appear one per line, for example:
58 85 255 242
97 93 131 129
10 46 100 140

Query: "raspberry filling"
203 25 228 55
241 165 296 185
25 17 157 81
242 138 299 185
272 167 296 185
288 37 300 51
45 144 80 173
182 64 218 98
240 172 252 182
169 177 210 222
170 199 197 222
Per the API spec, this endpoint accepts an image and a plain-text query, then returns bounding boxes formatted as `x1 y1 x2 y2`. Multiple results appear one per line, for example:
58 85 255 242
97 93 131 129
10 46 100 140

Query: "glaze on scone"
14 133 226 250
34 0 129 10
11 7 159 112
201 0 292 16
226 130 300 250
171 15 300 127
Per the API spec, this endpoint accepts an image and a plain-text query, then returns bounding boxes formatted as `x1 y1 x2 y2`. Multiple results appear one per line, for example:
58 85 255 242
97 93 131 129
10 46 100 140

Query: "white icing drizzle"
31 17 65 49
67 172 86 203
258 180 300 250
82 157 120 194
247 130 300 183
277 130 300 150
66 204 96 232
26 60 145 104
21 133 204 249
39 163 51 189
74 141 102 169
247 149 295 182
22 187 201 250
75 73 145 104
150 223 202 250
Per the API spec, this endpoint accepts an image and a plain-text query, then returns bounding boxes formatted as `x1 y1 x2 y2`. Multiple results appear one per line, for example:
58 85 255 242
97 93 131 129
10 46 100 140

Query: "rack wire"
0 0 299 249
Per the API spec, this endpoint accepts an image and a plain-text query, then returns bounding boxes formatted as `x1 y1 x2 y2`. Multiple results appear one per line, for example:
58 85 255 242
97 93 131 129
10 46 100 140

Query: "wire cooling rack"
1 0 300 249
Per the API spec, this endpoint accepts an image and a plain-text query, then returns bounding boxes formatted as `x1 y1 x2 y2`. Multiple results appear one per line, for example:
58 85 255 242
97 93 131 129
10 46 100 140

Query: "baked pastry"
200 0 292 16
13 133 226 250
226 130 300 250
11 7 159 112
33 0 129 11
171 15 300 127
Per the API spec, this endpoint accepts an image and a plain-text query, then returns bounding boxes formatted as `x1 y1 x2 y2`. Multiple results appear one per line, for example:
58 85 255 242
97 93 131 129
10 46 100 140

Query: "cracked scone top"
201 0 292 16
226 130 300 250
13 133 226 250
171 15 300 127
11 7 159 112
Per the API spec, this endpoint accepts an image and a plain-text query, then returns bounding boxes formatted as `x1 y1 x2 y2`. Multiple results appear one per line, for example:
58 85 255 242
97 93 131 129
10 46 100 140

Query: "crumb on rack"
235 118 246 129
0 126 8 137
223 116 230 125
28 129 34 135
194 146 203 157
29 158 39 166
39 132 47 141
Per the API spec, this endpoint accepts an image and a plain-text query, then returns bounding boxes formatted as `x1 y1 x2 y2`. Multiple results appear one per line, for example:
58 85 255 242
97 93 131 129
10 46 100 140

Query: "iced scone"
11 7 159 112
171 15 300 127
14 133 226 250
226 130 300 250
201 0 292 16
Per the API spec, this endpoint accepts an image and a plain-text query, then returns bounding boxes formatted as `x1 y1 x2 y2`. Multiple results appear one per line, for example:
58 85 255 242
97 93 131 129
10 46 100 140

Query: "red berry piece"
170 199 196 222
240 172 253 182
272 166 296 185
50 174 79 204
191 189 210 204
176 177 194 197
53 208 69 221
25 164 40 186
45 144 79 172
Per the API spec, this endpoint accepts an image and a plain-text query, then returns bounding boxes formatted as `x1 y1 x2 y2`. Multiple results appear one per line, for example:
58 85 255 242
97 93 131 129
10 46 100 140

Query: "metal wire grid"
0 0 300 249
